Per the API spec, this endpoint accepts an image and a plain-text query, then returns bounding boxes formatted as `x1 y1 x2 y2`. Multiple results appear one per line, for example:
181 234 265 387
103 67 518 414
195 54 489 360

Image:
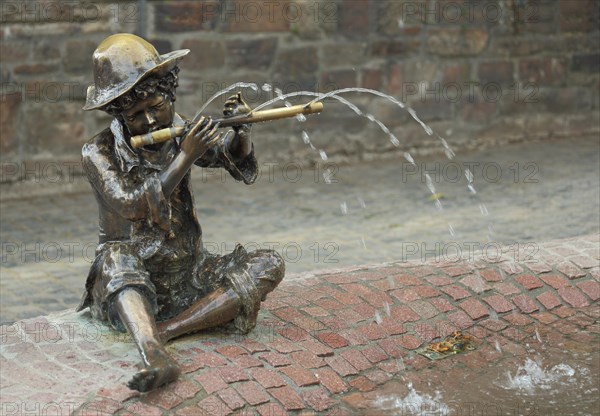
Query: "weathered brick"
557 287 590 308
154 1 219 32
251 368 287 389
441 285 470 300
426 28 489 56
358 323 388 340
300 339 334 357
302 387 337 411
493 282 521 295
181 39 225 70
324 355 359 377
223 0 290 32
576 281 600 301
14 63 59 75
425 275 454 286
511 294 539 314
339 0 370 36
515 274 544 290
145 389 184 410
340 350 372 372
360 346 388 364
226 38 277 70
540 274 570 289
171 379 202 400
269 386 305 411
217 388 245 411
571 54 600 73
258 352 292 368
483 295 515 313
274 47 318 90
519 58 567 86
361 68 382 90
233 354 263 369
371 40 420 57
526 261 553 274
447 310 475 329
0 93 21 157
215 345 247 358
321 69 358 91
277 325 311 342
349 376 377 392
316 332 349 349
390 305 421 323
479 269 502 282
219 365 249 383
458 299 489 320
391 288 421 302
63 40 97 74
281 364 319 386
569 256 599 270
291 350 326 368
314 368 348 394
257 403 286 416
503 313 532 326
0 41 30 61
267 339 303 354
234 381 270 406
556 261 587 279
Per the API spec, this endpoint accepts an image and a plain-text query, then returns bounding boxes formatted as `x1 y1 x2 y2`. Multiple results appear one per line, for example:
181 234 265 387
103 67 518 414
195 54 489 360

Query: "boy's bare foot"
127 346 181 392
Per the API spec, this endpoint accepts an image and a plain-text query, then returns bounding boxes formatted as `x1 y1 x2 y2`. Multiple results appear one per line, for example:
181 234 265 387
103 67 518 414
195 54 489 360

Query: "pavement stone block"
442 265 473 277
499 262 524 275
447 310 475 329
144 388 184 411
267 339 303 354
197 395 232 415
195 369 228 395
483 295 515 313
390 305 421 323
479 269 503 282
525 261 553 274
530 311 559 324
409 300 440 320
511 294 540 313
281 364 319 386
391 288 421 302
553 305 577 318
218 365 250 383
216 387 245 410
425 275 454 286
258 352 292 367
576 280 600 301
233 381 271 406
302 387 338 411
393 274 422 286
460 274 492 293
493 282 521 295
540 274 571 289
232 354 264 369
339 328 371 346
316 332 350 349
277 325 311 342
458 298 490 320
360 346 388 364
503 312 533 326
358 323 388 340
269 386 305 410
515 274 544 290
557 261 587 278
256 402 286 416
250 367 287 389
215 345 247 358
441 285 471 300
558 287 590 307
291 350 326 368
314 368 348 394
349 375 377 392
340 349 373 371
429 296 456 312
324 355 359 377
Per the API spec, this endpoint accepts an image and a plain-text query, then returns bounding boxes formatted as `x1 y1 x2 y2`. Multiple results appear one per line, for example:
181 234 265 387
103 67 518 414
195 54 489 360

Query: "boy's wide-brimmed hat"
83 33 189 111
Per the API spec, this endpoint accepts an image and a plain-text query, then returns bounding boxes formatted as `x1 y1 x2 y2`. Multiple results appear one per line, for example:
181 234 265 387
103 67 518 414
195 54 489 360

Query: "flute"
131 101 324 149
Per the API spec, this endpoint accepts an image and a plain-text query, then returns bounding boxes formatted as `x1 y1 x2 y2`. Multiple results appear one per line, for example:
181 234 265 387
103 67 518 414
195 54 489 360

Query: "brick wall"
1 0 599 183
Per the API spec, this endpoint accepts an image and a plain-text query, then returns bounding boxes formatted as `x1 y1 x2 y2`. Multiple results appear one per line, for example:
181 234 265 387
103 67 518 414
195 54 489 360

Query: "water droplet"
296 113 307 122
479 203 489 216
390 135 400 147
383 301 391 316
434 199 443 210
465 169 474 183
284 101 292 108
357 197 366 209
261 83 272 92
468 184 477 194
301 131 310 144
340 202 348 215
448 223 455 236
249 84 258 92
360 237 367 249
319 150 328 161
403 152 415 165
366 113 375 122
275 88 283 97
374 310 382 324
323 169 333 184
495 340 502 352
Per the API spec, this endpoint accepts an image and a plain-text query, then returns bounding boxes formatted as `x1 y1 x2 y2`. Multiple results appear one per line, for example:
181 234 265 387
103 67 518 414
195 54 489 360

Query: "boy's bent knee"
247 250 285 298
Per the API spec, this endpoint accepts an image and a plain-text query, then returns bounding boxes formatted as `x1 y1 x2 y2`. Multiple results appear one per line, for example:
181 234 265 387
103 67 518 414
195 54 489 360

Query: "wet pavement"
1 135 599 324
0 234 598 415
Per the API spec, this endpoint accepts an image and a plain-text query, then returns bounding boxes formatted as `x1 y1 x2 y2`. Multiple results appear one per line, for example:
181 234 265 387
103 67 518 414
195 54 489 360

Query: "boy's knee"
248 250 285 298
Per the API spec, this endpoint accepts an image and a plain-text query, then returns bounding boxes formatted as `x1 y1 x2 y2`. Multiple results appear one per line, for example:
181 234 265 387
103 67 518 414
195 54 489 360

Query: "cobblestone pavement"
0 235 598 415
1 136 599 323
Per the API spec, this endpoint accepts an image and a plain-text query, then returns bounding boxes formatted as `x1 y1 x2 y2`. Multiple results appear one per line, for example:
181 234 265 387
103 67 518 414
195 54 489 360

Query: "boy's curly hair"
102 66 180 117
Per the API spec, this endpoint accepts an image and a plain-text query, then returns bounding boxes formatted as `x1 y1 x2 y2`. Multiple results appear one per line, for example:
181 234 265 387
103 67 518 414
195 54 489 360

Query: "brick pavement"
0 234 598 415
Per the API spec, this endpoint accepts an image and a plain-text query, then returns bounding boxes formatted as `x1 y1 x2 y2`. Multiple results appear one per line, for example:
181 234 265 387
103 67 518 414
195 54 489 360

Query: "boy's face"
121 92 174 137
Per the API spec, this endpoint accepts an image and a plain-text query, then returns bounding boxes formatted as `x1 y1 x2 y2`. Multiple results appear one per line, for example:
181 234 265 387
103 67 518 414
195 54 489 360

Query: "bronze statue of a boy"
77 33 285 392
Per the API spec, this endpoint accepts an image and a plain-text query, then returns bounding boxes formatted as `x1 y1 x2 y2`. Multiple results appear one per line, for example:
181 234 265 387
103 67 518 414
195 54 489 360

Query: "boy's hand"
223 92 252 158
180 116 222 161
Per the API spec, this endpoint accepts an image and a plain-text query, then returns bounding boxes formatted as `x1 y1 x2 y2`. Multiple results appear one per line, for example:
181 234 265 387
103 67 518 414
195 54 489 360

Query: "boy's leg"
114 288 180 392
157 287 241 342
